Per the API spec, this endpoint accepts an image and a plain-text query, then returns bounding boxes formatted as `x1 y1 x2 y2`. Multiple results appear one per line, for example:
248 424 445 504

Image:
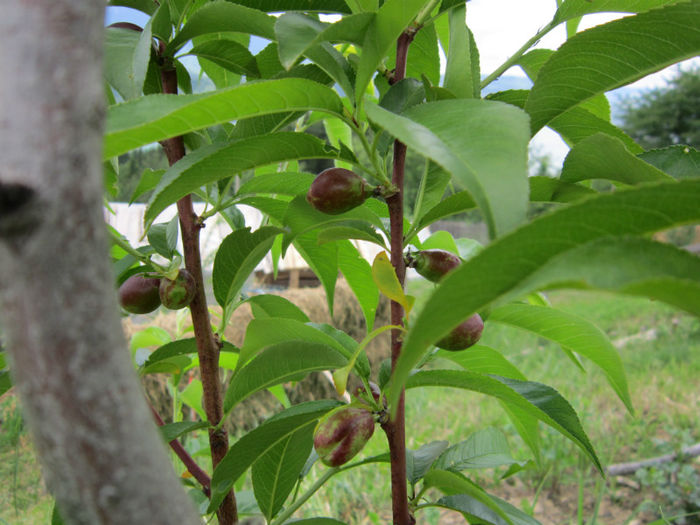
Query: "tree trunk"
0 3 200 524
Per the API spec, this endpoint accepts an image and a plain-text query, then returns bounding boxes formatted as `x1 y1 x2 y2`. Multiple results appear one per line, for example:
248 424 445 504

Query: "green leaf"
407 441 449 484
228 0 351 12
432 427 524 471
388 179 700 415
294 232 339 316
224 341 347 412
145 133 350 228
526 3 700 133
239 318 357 370
103 24 153 100
366 99 530 238
528 176 596 204
130 168 165 204
423 470 513 525
147 215 179 258
275 13 372 70
372 252 414 314
443 5 479 98
0 371 12 397
489 303 633 413
554 0 681 24
355 0 433 105
168 1 275 53
435 346 542 462
184 39 259 77
338 240 380 331
405 21 441 87
212 226 282 308
159 421 210 443
415 191 476 231
208 400 340 513
108 0 157 15
409 371 602 473
244 294 310 323
236 171 315 197
434 493 542 525
561 133 673 185
282 194 385 251
435 346 526 380
105 78 344 158
507 237 700 316
317 223 386 247
253 425 314 521
287 518 347 525
488 89 641 153
639 145 700 180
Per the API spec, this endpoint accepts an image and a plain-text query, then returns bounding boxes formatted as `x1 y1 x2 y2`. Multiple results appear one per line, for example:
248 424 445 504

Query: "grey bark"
0 3 200 524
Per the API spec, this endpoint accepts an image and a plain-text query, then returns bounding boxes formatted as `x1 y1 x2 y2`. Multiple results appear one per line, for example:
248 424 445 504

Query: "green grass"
2 289 699 524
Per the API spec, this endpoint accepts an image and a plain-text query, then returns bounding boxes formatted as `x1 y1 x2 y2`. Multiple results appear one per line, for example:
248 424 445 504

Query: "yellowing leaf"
371 252 412 315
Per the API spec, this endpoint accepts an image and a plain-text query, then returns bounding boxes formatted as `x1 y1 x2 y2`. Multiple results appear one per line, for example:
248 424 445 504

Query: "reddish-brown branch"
159 65 238 525
150 406 211 496
381 29 416 525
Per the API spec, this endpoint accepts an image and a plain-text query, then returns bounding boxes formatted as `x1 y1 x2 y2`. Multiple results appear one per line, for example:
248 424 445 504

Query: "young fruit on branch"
306 167 372 215
159 269 196 310
353 381 386 408
313 405 375 467
119 274 161 314
436 313 484 351
406 249 461 283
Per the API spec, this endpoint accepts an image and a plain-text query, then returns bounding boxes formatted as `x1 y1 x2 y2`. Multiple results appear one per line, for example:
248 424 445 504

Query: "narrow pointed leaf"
159 421 210 443
423 470 513 524
409 371 602 473
229 0 351 12
294 231 339 316
561 133 674 185
244 294 310 323
526 3 700 133
185 39 259 77
338 240 380 331
224 341 347 413
104 24 152 101
355 0 433 105
489 89 641 153
366 99 529 238
105 78 344 158
489 303 633 413
145 133 351 227
208 400 340 512
554 0 682 23
253 425 314 520
213 227 282 308
509 237 700 315
388 179 700 413
168 1 275 53
443 5 479 98
639 145 700 179
434 427 526 473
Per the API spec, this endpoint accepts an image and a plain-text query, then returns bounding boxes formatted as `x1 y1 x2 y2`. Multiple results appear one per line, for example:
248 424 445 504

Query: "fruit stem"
382 28 415 525
159 62 238 525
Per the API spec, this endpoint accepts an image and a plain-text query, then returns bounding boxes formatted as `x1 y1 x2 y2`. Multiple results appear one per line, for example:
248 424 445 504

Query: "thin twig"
150 406 211 496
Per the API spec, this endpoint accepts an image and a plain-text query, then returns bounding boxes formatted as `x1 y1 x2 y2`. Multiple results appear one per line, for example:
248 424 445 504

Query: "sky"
105 2 697 164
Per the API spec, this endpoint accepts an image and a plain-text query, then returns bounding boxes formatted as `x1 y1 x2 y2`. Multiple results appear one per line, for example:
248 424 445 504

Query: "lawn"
1 289 699 524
